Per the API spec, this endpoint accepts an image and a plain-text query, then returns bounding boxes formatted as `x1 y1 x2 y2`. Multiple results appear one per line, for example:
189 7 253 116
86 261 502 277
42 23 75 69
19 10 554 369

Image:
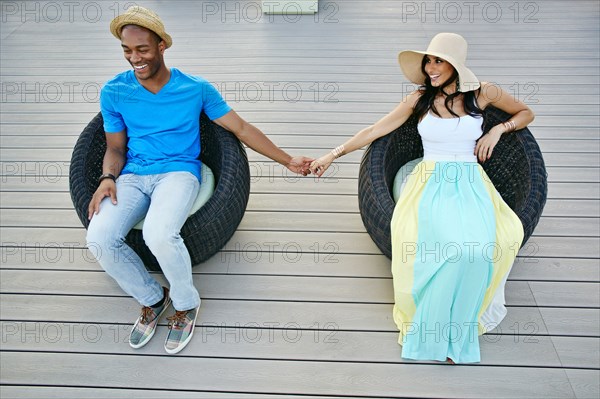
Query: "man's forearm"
102 148 126 177
238 123 292 166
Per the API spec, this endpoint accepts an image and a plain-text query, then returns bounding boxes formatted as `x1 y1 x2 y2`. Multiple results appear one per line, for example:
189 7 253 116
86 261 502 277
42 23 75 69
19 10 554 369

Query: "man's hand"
88 180 118 220
285 156 314 176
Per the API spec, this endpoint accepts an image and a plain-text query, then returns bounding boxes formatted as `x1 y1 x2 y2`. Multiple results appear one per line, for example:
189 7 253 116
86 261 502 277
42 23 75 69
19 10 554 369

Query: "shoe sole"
129 297 172 349
164 307 199 354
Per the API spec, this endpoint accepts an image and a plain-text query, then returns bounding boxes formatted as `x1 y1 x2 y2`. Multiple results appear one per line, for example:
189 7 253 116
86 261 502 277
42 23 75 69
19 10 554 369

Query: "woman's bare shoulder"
476 81 502 108
404 89 424 108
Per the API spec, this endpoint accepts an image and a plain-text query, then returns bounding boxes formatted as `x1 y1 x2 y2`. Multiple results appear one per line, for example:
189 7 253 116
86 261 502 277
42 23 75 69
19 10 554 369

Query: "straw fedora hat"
110 6 173 48
398 33 479 92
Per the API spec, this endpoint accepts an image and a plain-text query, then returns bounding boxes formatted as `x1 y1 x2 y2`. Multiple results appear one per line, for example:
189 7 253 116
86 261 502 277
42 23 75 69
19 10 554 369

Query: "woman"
309 33 534 363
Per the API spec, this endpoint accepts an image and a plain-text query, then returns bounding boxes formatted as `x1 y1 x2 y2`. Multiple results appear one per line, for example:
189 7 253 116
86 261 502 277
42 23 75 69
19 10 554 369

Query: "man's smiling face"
120 24 165 81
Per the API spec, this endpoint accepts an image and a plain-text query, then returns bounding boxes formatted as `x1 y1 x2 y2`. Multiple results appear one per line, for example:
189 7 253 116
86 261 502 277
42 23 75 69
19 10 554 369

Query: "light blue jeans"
86 171 200 311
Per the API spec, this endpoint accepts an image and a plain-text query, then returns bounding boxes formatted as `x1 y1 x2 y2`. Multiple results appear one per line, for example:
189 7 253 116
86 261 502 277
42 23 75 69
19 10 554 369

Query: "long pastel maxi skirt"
391 161 524 363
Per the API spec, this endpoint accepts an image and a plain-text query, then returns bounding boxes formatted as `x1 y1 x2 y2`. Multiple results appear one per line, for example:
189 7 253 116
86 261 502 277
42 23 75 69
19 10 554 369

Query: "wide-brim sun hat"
110 6 172 48
398 33 479 92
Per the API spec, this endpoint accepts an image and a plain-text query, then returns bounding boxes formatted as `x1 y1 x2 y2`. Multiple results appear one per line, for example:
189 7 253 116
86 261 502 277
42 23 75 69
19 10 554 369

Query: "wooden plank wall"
1 1 598 398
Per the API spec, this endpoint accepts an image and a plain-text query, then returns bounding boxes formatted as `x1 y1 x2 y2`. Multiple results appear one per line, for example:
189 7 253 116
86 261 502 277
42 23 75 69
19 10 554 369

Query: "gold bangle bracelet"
331 145 345 159
503 120 516 133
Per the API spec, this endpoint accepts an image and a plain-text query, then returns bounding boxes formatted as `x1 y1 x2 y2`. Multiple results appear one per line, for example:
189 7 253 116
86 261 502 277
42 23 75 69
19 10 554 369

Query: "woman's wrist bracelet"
502 120 516 133
331 145 345 159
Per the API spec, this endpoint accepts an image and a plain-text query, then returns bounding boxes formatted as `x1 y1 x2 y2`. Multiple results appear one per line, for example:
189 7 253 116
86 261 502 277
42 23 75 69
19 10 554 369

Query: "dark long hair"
412 55 483 121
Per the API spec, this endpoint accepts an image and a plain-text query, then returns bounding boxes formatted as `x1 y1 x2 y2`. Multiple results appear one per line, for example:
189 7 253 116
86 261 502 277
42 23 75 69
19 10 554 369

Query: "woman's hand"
475 125 504 162
309 153 335 177
310 155 333 177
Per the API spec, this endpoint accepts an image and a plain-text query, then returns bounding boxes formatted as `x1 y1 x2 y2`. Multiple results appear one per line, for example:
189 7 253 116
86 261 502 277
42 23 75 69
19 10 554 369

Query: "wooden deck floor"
1 0 599 397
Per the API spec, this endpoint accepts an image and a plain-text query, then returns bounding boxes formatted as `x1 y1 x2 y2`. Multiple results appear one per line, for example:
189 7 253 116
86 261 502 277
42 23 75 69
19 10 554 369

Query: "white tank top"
417 112 484 162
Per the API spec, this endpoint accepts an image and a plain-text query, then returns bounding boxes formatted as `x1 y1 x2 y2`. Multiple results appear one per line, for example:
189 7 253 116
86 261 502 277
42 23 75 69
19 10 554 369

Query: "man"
86 6 312 354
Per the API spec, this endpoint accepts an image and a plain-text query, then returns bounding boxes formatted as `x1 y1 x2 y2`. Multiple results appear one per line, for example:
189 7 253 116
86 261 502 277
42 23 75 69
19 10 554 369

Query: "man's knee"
86 219 122 255
142 224 181 253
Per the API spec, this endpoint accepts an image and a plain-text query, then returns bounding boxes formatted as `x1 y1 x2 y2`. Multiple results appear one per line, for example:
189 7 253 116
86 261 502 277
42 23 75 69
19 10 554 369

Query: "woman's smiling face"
423 55 456 88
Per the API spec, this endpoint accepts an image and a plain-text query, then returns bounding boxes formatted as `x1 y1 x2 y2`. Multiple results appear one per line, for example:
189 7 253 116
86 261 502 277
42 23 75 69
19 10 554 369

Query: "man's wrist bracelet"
98 173 116 184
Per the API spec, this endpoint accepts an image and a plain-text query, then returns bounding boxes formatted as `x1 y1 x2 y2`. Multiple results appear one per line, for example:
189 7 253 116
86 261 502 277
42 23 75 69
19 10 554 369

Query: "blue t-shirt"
99 68 231 180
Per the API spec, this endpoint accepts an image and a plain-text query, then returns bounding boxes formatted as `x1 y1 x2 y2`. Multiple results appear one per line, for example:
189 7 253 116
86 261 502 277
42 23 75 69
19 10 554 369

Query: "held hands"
286 156 315 176
474 124 504 162
87 179 117 220
309 152 335 177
